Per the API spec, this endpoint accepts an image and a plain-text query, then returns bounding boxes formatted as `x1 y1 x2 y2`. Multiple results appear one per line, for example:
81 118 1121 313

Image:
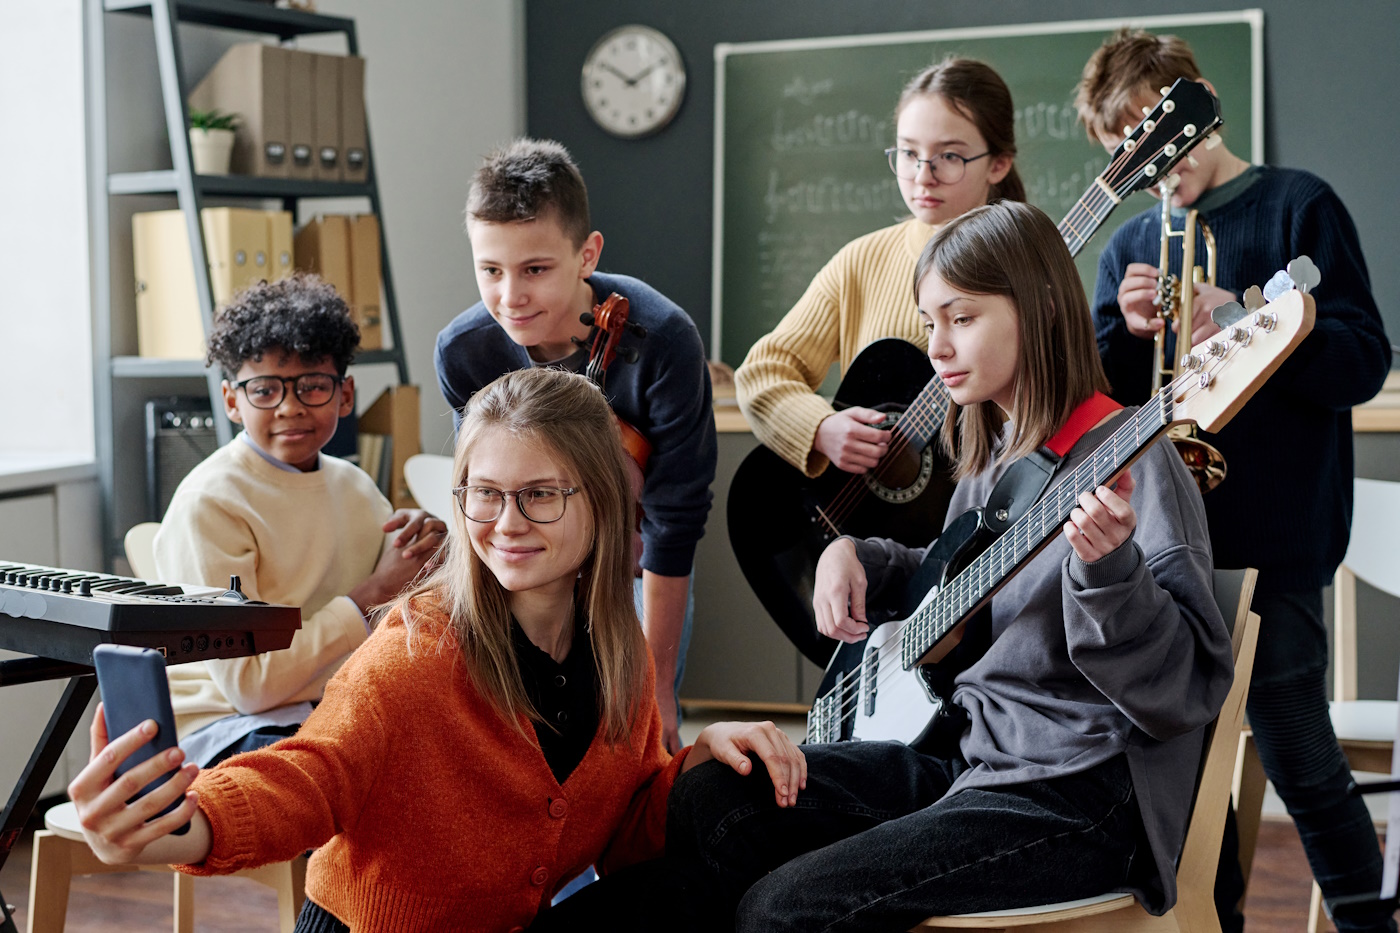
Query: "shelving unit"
87 0 409 565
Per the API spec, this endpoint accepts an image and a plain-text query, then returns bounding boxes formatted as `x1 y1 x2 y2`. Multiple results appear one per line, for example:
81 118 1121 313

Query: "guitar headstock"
1102 78 1223 200
1174 287 1315 434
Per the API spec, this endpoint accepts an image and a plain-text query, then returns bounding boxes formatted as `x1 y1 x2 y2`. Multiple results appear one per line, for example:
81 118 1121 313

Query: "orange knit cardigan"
176 597 688 932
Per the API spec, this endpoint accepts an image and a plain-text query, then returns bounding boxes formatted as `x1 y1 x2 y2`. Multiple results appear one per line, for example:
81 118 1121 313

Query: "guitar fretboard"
899 392 1173 669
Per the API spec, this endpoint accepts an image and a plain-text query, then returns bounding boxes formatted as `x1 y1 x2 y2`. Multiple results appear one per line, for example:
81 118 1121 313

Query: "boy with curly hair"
157 273 446 768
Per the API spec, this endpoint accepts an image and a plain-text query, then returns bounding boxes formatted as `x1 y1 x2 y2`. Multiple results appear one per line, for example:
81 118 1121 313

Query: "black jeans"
1216 590 1396 933
533 742 1141 933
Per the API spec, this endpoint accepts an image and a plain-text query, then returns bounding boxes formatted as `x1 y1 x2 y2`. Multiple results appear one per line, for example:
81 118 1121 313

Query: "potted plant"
188 108 239 175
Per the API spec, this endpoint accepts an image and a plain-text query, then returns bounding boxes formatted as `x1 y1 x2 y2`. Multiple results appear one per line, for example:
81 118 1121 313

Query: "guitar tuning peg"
618 346 639 364
625 322 648 338
1160 85 1172 97
1122 125 1133 139
1204 134 1223 150
1243 285 1266 311
1262 269 1295 303
1211 300 1248 330
1141 105 1152 116
579 311 596 326
1287 255 1321 294
1186 154 1199 168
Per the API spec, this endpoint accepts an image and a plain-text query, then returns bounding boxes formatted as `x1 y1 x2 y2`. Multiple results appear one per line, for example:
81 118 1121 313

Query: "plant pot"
189 127 235 175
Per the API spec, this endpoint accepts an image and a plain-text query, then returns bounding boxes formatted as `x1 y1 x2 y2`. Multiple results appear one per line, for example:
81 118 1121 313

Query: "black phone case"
92 645 190 834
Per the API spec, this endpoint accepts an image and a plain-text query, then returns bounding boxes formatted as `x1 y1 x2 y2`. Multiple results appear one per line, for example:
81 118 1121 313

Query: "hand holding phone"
91 645 191 835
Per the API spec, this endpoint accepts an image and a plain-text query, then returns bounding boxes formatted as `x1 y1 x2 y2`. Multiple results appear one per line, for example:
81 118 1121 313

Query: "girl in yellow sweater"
735 57 1025 478
68 368 804 933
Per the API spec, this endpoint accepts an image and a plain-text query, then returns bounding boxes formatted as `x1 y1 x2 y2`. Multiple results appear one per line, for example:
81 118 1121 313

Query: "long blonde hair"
912 200 1109 479
399 367 647 743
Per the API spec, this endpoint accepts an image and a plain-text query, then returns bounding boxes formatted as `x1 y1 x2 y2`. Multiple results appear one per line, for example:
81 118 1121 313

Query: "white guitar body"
847 583 947 746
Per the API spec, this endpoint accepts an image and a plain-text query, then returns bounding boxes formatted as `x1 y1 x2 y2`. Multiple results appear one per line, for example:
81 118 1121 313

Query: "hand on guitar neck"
814 407 890 473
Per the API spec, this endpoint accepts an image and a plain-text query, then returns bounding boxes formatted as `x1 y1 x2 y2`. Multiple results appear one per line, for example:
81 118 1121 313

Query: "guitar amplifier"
145 397 219 522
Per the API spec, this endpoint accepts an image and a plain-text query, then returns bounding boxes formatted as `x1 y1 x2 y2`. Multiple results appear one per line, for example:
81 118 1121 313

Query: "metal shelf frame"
88 0 410 567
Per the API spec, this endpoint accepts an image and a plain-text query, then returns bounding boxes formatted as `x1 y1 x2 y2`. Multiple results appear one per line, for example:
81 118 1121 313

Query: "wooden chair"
912 567 1259 933
27 801 305 933
403 453 455 526
123 522 161 579
1236 478 1400 932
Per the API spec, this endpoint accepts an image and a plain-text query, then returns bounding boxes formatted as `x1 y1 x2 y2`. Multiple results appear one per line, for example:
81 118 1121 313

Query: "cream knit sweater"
155 440 393 737
734 218 937 477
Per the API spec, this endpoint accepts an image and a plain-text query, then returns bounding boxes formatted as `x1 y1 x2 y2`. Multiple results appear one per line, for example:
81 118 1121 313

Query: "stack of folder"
133 208 294 359
188 42 367 182
294 214 383 350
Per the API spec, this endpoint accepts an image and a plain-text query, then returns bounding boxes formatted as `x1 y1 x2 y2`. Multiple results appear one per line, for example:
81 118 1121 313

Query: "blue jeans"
530 743 1140 933
1216 589 1395 933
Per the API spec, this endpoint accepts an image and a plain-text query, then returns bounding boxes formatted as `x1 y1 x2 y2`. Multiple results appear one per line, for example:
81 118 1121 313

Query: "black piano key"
125 584 184 597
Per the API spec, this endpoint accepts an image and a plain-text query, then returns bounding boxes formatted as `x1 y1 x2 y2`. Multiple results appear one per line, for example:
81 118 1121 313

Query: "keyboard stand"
0 660 97 933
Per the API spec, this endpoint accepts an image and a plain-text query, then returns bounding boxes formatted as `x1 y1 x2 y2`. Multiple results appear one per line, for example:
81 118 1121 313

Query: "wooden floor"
0 812 1356 932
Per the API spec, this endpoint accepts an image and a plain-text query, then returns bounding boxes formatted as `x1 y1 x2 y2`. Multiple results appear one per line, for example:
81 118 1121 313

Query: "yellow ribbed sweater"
734 218 937 477
154 440 393 737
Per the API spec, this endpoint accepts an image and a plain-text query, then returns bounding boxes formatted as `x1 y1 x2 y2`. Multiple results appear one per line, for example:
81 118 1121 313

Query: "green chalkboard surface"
713 13 1260 368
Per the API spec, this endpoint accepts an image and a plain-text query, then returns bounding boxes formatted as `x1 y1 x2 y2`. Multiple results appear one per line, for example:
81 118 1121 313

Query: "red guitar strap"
982 392 1124 537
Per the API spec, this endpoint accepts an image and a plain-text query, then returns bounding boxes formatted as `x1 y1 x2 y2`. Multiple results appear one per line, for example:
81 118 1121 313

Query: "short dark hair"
466 138 591 247
205 273 359 379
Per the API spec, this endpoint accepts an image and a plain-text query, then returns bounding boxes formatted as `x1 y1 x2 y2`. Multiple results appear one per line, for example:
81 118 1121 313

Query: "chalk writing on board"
754 230 853 319
1025 159 1111 218
1014 101 1081 141
781 76 835 105
763 169 904 224
770 109 892 152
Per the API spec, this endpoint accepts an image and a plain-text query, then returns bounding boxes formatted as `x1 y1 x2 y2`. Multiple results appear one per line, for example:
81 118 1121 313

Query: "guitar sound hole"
864 442 935 505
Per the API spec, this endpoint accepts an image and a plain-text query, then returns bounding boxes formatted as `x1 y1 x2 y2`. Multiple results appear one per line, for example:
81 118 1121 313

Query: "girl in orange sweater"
68 367 805 933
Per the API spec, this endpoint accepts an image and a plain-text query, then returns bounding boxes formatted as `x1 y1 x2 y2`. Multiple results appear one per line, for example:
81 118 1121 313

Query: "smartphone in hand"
91 645 190 834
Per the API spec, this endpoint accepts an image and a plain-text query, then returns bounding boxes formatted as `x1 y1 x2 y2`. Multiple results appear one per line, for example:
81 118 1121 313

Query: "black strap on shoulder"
982 446 1060 537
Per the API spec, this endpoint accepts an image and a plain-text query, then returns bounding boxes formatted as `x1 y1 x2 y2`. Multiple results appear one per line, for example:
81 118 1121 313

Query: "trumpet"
1153 176 1227 494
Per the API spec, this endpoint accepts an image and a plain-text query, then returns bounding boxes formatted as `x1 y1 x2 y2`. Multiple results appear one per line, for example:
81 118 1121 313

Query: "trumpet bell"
1167 424 1227 494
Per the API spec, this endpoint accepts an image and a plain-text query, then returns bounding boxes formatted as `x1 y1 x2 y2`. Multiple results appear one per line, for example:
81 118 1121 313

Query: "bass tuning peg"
579 311 595 326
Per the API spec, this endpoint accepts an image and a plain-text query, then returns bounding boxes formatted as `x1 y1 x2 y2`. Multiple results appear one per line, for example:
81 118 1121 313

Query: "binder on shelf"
285 49 315 180
187 42 289 178
349 214 383 350
133 208 294 359
357 385 420 509
339 55 368 183
313 53 342 181
294 214 382 350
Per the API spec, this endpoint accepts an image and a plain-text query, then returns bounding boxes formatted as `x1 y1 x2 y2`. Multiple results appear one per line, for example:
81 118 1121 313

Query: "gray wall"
523 0 1400 356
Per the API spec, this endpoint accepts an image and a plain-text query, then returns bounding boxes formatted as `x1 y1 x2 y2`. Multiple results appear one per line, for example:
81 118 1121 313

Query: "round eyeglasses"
453 485 581 524
233 373 344 410
885 147 991 184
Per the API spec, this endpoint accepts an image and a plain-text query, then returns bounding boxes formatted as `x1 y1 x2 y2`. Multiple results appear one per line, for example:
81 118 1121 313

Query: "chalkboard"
712 12 1261 368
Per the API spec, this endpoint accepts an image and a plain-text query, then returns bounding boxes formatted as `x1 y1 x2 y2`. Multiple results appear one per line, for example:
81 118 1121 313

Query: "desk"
1355 371 1400 434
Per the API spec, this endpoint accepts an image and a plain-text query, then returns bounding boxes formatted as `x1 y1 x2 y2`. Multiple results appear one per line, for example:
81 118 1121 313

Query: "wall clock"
581 25 686 138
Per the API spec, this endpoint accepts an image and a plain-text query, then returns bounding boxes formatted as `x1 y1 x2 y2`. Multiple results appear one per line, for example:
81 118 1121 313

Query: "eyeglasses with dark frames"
885 147 991 184
452 485 582 524
233 373 344 410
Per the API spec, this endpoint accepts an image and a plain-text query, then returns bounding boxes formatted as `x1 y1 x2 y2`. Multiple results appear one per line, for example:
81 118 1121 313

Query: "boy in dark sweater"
434 139 716 754
1077 28 1393 933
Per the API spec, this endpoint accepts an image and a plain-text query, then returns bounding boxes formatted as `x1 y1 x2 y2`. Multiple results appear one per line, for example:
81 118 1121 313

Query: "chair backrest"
1333 478 1400 702
124 521 161 579
1173 568 1260 921
403 454 455 525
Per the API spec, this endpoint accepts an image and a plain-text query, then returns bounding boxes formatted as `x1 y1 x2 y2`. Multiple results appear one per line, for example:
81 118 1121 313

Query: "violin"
581 293 651 471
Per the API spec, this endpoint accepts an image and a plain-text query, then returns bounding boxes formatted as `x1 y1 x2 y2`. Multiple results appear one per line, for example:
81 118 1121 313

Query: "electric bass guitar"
807 265 1318 746
729 78 1224 666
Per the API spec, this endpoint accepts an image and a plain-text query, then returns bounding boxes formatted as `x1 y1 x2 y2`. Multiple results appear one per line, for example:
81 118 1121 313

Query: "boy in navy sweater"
435 139 716 753
1077 29 1393 933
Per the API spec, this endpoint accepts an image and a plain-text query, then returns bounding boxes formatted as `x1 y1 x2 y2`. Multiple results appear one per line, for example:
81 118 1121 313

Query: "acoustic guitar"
729 78 1224 666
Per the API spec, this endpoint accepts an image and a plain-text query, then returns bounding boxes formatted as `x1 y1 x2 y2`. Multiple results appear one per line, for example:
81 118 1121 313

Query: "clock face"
581 25 686 138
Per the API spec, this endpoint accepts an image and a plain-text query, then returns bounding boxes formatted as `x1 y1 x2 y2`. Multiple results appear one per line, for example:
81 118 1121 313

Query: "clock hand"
624 61 660 86
598 62 632 83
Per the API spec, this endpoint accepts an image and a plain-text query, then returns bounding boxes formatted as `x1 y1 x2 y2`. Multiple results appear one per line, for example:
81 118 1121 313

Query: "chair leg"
1307 881 1329 933
26 831 73 933
173 871 195 933
274 858 307 933
1233 730 1267 895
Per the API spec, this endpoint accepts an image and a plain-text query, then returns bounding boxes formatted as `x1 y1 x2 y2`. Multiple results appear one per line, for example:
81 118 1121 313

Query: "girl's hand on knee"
1063 470 1137 564
684 721 807 808
68 704 208 866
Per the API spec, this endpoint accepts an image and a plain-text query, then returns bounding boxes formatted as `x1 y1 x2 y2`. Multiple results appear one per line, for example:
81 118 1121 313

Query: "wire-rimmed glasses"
884 147 991 184
452 485 581 523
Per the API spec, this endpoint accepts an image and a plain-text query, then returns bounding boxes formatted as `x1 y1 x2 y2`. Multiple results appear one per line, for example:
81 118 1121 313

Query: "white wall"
300 0 525 459
0 0 93 461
